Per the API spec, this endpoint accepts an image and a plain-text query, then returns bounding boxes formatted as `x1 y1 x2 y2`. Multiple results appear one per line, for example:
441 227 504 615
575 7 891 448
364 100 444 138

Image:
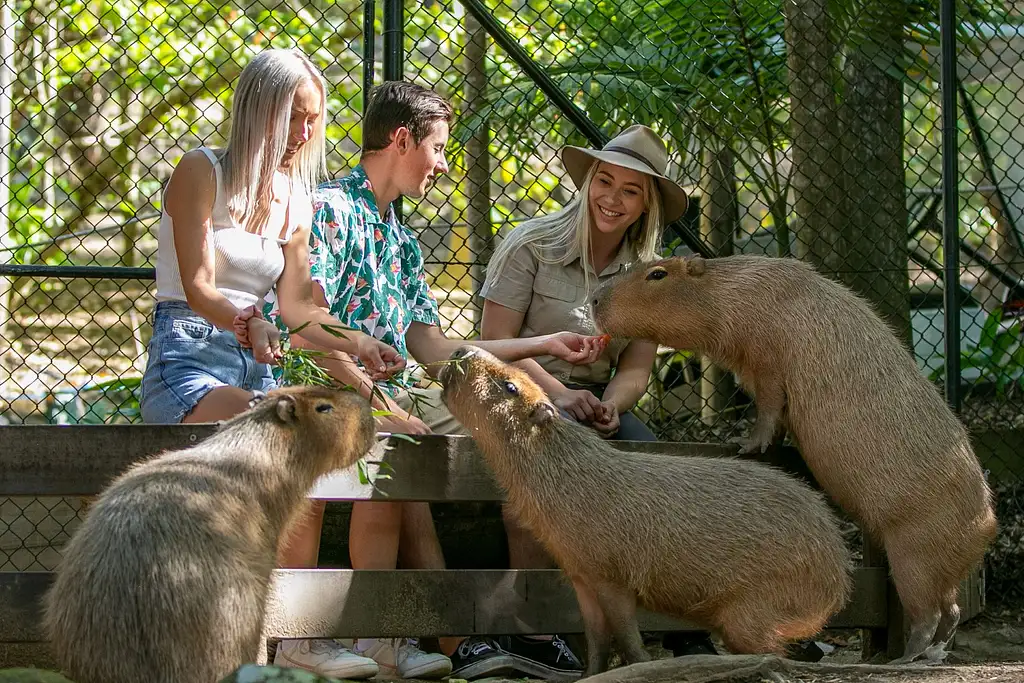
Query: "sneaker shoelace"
309 639 346 655
550 636 580 665
458 638 495 658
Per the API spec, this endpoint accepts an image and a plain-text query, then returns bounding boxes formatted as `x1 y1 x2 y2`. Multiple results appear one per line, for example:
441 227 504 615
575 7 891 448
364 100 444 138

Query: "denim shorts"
140 300 277 423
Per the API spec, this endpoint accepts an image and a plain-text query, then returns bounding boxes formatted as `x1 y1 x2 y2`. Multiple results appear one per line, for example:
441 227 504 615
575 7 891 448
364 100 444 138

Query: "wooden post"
860 538 905 660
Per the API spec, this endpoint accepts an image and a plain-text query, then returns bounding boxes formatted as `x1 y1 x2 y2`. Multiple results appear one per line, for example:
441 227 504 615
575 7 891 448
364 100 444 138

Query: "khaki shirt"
480 240 637 387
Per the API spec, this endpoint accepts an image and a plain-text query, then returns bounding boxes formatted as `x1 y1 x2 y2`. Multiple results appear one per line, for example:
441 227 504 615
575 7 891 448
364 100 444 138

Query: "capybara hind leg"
571 578 612 677
890 611 941 665
885 541 943 664
923 599 961 664
591 583 649 666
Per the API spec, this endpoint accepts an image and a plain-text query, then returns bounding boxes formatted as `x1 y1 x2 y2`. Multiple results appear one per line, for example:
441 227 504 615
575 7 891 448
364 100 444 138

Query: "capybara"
591 254 998 664
43 385 376 683
438 344 852 677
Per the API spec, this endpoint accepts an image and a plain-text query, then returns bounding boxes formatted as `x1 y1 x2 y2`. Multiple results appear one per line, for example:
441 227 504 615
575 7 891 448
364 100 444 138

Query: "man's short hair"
362 81 454 153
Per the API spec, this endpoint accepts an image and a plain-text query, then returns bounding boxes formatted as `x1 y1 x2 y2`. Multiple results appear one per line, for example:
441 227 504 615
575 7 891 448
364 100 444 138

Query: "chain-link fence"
1 0 1023 603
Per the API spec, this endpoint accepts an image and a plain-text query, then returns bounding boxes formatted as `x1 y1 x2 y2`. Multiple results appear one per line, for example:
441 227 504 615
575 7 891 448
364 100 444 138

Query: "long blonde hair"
220 48 328 232
487 162 665 293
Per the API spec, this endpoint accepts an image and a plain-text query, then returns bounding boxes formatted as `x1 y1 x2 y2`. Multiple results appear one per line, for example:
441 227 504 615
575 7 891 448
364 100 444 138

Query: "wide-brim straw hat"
561 124 689 224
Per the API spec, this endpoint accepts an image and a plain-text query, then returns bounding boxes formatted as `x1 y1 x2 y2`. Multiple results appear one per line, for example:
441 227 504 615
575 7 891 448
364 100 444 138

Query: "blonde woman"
480 124 688 441
141 48 404 426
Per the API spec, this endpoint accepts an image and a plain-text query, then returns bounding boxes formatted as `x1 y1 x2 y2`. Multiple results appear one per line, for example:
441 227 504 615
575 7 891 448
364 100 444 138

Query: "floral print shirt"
264 164 440 396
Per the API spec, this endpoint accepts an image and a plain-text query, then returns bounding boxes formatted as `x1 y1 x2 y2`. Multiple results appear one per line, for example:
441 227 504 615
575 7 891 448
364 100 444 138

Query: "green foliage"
47 376 142 424
6 0 364 264
929 308 1024 396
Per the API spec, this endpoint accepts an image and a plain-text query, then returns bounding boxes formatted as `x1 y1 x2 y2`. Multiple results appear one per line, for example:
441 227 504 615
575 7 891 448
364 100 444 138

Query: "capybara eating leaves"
591 254 998 664
43 385 376 683
439 344 852 677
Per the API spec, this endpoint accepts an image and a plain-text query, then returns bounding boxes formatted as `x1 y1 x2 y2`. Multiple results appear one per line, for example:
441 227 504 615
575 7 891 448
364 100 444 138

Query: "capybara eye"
315 403 333 413
504 381 519 396
646 268 668 281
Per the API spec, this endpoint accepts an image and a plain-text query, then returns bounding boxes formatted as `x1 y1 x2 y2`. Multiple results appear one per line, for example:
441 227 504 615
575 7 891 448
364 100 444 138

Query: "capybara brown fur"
438 345 853 677
591 254 998 664
42 385 376 683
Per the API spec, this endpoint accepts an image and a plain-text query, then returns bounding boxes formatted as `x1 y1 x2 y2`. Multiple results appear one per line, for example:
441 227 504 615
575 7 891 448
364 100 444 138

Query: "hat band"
602 145 661 174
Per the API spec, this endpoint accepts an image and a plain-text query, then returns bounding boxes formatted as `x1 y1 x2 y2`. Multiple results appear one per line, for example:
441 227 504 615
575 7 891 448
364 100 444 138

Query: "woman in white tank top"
140 48 405 425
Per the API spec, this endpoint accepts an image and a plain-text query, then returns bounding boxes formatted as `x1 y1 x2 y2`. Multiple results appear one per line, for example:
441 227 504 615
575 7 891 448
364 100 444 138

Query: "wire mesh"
1 0 1023 598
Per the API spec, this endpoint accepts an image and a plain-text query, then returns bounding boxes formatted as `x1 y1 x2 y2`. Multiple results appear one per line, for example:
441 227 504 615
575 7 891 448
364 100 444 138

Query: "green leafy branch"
928 307 1024 397
277 322 401 494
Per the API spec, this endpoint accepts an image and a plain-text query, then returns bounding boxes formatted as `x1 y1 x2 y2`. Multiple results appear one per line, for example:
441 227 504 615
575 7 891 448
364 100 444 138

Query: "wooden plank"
0 567 888 643
859 539 904 661
0 426 816 500
957 565 986 623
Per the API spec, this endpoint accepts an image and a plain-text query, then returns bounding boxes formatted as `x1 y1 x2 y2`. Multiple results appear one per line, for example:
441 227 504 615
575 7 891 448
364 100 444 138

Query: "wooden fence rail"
0 425 963 670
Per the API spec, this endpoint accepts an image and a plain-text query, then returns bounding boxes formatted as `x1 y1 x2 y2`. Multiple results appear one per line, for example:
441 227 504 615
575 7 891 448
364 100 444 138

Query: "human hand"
375 411 431 435
542 332 608 365
356 334 408 381
246 317 283 364
553 387 606 423
591 401 620 438
232 305 262 348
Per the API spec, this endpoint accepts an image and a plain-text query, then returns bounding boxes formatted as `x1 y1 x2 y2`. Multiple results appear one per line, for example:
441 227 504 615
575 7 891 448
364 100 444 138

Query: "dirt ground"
5 615 1024 683
652 611 1024 683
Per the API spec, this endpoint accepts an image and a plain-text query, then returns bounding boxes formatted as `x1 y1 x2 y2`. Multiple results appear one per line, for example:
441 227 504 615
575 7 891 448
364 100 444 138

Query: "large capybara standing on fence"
591 254 998 665
43 385 376 683
438 344 852 677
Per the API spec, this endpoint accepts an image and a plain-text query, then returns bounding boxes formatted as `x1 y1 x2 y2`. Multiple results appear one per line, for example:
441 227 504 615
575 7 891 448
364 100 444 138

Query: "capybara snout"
592 257 705 341
249 384 377 470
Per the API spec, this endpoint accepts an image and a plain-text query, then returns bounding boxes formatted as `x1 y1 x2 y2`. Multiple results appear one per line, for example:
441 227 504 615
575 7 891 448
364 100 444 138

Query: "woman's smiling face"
588 161 647 237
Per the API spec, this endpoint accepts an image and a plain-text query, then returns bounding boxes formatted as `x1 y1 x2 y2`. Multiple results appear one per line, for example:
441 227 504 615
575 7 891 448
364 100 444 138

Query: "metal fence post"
383 0 404 223
363 0 376 115
940 0 961 414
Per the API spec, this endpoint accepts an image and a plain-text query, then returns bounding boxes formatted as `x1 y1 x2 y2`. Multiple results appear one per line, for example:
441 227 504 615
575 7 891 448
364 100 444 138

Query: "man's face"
401 120 450 198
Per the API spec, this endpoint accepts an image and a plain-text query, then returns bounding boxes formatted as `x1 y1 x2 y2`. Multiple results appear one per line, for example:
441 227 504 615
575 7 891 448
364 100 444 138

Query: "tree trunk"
784 0 848 277
462 8 492 325
837 3 912 347
699 142 738 426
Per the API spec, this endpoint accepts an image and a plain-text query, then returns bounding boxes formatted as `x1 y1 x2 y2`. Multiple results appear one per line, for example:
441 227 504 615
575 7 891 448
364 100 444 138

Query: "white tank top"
154 147 296 310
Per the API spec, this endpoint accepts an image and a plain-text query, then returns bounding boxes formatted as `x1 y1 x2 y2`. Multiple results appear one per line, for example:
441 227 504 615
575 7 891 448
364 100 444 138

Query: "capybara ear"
248 390 267 409
275 395 298 424
529 402 557 426
686 256 706 277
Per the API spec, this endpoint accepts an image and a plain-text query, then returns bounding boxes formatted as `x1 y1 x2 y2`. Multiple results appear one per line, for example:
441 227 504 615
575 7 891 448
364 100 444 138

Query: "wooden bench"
0 424 976 670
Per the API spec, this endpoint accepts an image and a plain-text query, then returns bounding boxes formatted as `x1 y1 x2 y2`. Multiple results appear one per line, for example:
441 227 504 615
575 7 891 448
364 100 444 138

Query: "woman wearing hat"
474 126 720 665
479 124 688 441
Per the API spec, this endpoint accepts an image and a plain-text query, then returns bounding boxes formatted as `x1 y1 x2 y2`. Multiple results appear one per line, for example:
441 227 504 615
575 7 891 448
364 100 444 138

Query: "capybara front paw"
738 437 769 455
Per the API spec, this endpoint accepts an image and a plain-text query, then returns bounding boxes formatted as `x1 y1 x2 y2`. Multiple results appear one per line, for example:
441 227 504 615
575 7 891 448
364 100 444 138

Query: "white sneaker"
354 637 453 679
273 638 380 679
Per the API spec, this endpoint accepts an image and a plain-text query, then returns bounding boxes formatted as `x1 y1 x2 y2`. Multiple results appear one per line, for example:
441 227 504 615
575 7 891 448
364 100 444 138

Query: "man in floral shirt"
269 81 601 682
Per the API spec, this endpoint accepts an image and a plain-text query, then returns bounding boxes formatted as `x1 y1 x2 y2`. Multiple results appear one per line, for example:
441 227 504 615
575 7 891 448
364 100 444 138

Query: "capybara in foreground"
591 254 998 664
43 385 376 683
438 344 852 677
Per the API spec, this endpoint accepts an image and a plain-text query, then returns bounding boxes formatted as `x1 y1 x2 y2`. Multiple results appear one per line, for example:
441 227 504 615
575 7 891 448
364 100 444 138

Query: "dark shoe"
663 632 719 657
495 635 584 681
447 637 517 680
